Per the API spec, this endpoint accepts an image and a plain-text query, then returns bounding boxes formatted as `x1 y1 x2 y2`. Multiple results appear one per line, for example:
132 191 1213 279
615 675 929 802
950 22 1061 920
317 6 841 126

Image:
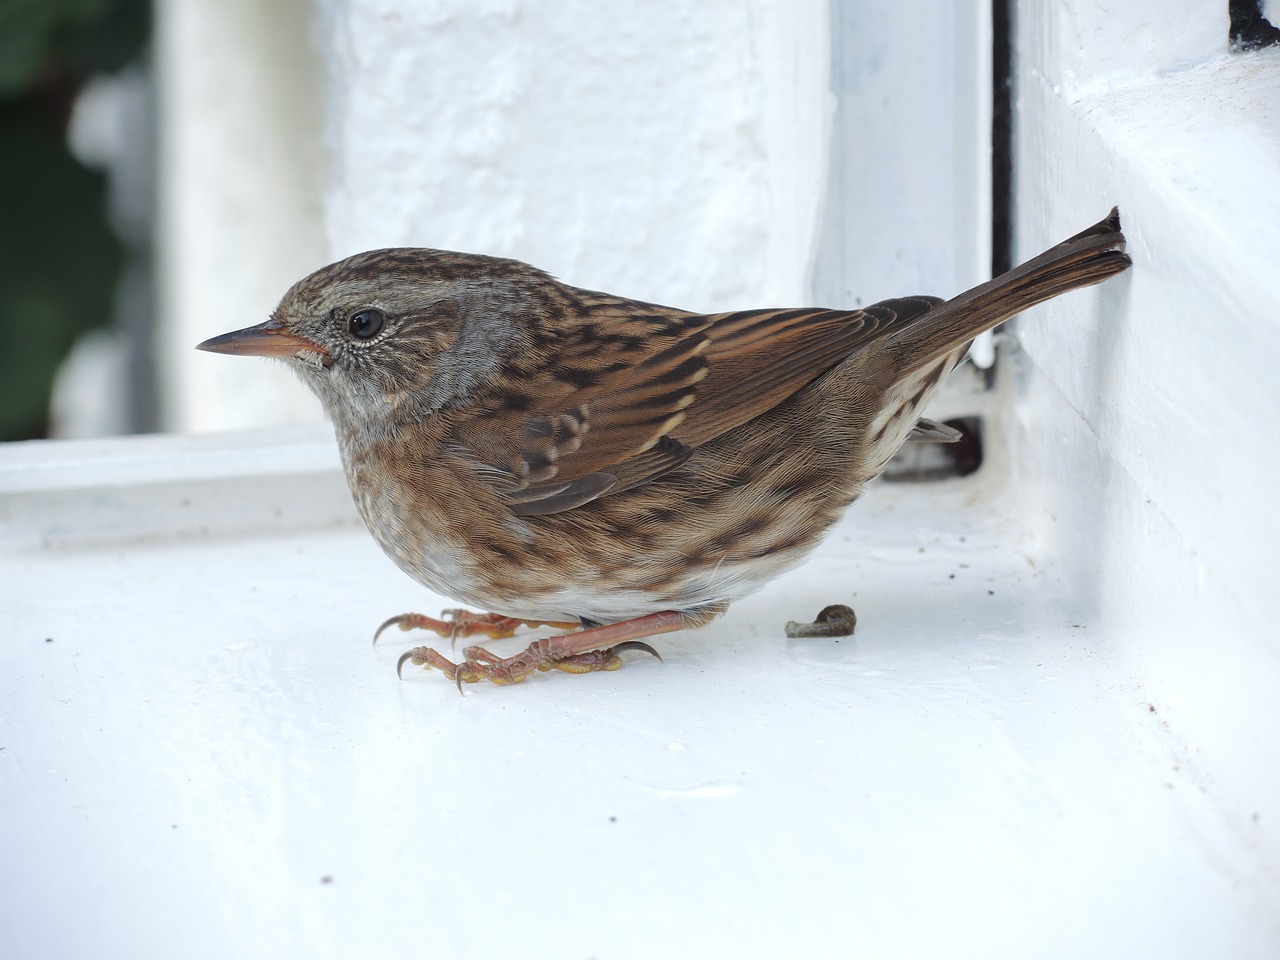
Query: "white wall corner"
1010 0 1280 867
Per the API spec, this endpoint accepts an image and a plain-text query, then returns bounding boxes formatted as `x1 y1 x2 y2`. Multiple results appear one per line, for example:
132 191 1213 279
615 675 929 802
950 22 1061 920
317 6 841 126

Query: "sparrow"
198 208 1130 686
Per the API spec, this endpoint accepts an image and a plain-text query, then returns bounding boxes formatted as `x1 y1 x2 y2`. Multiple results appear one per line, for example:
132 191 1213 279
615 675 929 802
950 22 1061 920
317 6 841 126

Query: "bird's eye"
348 308 386 340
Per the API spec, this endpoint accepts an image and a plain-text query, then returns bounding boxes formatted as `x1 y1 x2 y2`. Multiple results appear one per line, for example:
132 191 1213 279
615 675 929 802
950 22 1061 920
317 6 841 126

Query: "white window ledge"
3 428 1275 957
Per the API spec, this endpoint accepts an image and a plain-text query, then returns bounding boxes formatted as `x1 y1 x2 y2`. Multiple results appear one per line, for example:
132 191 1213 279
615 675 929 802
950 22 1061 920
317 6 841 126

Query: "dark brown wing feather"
447 297 711 511
502 436 696 517
450 294 947 514
670 298 941 446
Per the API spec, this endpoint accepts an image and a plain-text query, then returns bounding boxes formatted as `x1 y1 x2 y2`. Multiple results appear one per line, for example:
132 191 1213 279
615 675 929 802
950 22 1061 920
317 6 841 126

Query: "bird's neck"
326 385 451 467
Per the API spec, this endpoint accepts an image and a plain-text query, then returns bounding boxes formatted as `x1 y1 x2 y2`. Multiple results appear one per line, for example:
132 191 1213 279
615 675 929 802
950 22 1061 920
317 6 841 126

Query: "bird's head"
197 248 546 433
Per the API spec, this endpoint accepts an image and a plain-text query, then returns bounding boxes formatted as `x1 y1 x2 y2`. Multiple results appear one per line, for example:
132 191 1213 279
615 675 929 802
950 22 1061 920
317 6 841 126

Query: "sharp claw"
455 670 466 695
374 615 406 646
396 649 415 679
611 640 663 662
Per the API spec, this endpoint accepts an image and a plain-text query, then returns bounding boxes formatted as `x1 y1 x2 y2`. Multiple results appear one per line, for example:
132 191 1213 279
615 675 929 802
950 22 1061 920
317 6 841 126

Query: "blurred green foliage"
0 0 149 440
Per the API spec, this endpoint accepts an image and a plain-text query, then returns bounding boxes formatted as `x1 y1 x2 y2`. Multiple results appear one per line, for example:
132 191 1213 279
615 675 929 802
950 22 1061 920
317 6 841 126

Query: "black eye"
348 308 386 340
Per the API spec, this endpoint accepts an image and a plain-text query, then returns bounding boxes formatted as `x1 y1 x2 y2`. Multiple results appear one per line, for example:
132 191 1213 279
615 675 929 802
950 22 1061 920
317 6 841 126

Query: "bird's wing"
448 299 710 515
450 294 943 516
668 296 942 446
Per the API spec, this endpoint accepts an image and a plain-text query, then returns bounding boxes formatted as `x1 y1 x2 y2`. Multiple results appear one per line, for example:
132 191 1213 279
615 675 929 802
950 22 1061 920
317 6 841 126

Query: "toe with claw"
374 609 579 647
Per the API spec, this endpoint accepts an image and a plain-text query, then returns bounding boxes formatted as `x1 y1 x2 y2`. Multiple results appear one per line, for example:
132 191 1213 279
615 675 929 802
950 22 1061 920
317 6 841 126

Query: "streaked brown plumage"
198 209 1130 686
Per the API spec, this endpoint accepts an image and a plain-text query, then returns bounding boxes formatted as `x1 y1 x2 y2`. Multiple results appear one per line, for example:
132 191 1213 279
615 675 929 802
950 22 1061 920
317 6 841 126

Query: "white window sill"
3 428 1273 957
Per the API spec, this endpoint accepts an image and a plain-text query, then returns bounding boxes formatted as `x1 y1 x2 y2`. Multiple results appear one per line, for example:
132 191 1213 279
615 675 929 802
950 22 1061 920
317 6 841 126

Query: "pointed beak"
196 319 329 363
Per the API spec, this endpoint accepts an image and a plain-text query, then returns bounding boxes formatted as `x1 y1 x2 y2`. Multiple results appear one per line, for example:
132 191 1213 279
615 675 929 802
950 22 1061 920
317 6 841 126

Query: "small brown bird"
198 209 1130 686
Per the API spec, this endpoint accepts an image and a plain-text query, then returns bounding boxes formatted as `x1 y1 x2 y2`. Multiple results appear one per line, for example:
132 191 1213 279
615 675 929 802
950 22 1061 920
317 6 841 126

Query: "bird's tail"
887 208 1131 375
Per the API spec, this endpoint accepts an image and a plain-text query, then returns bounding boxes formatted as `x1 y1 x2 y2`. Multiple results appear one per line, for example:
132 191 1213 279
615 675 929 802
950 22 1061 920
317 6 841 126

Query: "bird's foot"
395 610 687 690
373 609 579 648
397 639 662 689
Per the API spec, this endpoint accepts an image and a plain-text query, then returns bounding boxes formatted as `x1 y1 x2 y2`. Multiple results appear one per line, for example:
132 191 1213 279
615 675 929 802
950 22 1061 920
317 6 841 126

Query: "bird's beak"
196 319 330 363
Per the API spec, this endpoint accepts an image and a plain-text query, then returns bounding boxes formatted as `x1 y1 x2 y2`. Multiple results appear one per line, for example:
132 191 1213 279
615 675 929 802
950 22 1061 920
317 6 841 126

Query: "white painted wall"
1007 0 1280 866
317 0 833 313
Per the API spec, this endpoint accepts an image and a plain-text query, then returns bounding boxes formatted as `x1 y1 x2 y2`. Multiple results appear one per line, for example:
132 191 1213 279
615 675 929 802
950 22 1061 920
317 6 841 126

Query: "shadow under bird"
198 209 1131 688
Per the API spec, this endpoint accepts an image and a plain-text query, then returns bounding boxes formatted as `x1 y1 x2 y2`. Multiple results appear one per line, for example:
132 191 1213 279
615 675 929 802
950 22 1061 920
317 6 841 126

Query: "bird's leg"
373 610 579 648
397 609 707 688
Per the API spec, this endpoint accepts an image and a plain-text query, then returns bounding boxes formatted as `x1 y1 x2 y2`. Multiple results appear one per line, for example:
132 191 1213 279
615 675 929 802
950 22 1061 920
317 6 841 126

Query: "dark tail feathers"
887 208 1131 374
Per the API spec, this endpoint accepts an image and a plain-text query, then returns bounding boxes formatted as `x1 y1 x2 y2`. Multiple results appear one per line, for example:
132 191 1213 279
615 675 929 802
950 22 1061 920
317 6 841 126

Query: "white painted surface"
1008 1 1280 880
315 0 831 311
3 430 1276 958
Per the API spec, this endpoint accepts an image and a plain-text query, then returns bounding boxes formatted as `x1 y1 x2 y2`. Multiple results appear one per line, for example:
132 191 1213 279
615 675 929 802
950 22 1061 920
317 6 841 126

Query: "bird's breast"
337 432 500 606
